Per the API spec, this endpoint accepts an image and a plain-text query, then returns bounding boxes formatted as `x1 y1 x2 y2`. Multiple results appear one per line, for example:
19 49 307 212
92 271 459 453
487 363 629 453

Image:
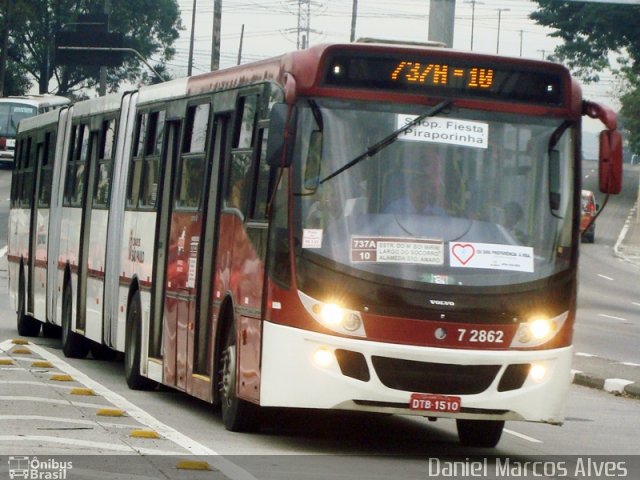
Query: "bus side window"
139 110 165 208
94 118 117 207
38 130 55 208
227 94 258 213
126 113 147 208
177 103 209 209
64 124 89 207
250 127 273 220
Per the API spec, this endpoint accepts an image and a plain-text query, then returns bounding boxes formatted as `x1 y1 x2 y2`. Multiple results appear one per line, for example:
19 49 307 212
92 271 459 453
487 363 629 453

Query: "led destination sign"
323 53 566 106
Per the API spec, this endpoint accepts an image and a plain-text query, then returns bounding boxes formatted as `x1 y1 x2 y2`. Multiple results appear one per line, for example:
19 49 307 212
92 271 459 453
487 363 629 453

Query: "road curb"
572 371 640 399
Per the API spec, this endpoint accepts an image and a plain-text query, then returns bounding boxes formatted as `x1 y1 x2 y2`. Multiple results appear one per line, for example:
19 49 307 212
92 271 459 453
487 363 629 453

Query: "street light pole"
495 8 510 54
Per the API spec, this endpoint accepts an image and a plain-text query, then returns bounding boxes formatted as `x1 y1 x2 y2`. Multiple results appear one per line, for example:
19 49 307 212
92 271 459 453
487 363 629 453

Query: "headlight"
510 312 568 348
299 291 366 337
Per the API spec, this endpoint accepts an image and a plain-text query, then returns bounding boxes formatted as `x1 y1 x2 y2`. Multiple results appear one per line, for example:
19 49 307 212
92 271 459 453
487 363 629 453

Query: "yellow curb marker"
11 347 32 355
11 339 29 345
96 408 125 417
130 429 160 439
31 361 54 368
50 374 74 382
0 359 14 365
70 388 95 396
176 460 211 471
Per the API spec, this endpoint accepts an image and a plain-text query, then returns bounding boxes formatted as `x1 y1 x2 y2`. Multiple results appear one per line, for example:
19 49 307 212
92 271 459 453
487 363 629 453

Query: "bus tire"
16 269 41 337
124 292 155 390
219 322 260 432
456 419 504 448
61 285 90 359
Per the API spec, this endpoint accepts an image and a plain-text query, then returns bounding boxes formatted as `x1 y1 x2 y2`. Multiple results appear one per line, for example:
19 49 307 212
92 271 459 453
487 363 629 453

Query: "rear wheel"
456 419 504 448
90 342 117 361
16 270 41 337
124 292 155 390
61 286 89 358
219 322 260 432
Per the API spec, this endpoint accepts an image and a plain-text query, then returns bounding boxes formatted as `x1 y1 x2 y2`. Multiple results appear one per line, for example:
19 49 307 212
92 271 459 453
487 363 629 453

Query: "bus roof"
16 105 67 133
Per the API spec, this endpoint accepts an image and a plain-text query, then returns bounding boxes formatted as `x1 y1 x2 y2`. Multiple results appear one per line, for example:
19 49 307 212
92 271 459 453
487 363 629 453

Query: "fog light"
530 364 547 382
313 347 334 368
343 313 362 332
320 303 345 326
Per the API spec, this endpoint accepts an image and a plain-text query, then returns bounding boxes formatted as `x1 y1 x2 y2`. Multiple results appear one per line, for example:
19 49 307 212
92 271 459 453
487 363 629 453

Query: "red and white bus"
8 41 623 447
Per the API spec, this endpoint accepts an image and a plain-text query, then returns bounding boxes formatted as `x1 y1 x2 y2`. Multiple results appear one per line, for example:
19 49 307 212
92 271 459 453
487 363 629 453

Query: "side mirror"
598 129 623 194
266 103 296 168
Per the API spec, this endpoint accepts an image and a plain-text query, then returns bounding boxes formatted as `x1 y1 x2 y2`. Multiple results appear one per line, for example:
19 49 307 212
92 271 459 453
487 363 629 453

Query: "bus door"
76 128 100 339
84 118 117 343
148 118 180 380
188 113 228 399
163 101 211 390
26 134 45 319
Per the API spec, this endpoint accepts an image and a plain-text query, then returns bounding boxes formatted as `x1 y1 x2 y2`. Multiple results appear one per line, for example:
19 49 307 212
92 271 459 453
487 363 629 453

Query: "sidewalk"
575 194 640 399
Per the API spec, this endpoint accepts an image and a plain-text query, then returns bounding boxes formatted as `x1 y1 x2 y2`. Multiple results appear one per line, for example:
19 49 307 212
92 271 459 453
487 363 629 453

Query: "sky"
169 0 621 110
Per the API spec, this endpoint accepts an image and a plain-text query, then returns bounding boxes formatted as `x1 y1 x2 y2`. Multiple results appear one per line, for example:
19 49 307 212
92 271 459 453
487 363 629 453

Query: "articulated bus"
0 95 70 165
8 42 623 447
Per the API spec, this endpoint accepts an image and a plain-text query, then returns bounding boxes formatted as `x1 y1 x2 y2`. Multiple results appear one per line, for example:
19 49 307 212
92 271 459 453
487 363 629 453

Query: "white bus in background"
0 95 70 165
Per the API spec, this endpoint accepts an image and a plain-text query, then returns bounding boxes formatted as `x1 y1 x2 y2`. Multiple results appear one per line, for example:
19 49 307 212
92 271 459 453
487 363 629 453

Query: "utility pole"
188 0 197 75
537 49 547 60
350 0 357 42
99 0 111 96
237 24 244 65
428 0 455 47
465 0 483 51
495 8 509 54
519 29 523 56
211 0 221 71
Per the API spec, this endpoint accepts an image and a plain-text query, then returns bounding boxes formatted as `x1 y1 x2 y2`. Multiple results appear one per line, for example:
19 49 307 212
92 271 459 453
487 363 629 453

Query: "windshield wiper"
319 100 453 185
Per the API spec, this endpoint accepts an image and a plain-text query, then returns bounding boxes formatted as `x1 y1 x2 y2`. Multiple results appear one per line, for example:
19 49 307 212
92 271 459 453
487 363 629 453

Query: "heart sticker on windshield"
451 243 476 265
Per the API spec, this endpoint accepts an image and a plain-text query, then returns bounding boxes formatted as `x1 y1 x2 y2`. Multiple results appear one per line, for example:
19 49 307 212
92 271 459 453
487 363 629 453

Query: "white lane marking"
0 246 7 258
0 435 184 456
632 302 640 307
0 414 140 429
597 274 614 281
0 396 113 410
575 352 595 357
1 340 258 480
598 313 627 322
504 428 543 443
615 361 640 367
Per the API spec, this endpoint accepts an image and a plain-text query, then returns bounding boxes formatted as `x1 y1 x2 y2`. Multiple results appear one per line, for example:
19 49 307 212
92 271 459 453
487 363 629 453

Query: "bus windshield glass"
0 102 37 137
293 98 575 288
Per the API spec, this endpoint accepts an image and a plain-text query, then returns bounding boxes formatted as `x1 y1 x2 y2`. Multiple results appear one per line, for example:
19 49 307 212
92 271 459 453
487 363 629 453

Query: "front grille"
371 356 500 394
498 363 530 392
335 349 370 382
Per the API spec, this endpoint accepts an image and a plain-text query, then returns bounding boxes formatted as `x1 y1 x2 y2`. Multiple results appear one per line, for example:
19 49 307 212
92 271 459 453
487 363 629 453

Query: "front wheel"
456 419 504 447
219 322 260 432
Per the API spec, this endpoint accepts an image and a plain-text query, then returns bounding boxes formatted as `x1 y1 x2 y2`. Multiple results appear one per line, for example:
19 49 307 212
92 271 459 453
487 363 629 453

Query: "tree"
3 0 182 97
531 1 640 153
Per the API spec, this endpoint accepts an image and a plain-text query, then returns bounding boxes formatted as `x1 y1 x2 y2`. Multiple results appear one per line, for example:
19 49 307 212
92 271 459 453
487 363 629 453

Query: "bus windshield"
293 98 575 288
0 102 37 137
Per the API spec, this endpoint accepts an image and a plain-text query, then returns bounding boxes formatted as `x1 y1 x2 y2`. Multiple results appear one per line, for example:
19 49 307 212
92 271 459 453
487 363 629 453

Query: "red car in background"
580 189 597 243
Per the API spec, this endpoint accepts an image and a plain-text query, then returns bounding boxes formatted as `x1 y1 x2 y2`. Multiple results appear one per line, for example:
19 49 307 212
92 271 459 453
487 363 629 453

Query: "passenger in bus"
306 182 344 228
383 173 446 215
503 201 527 243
